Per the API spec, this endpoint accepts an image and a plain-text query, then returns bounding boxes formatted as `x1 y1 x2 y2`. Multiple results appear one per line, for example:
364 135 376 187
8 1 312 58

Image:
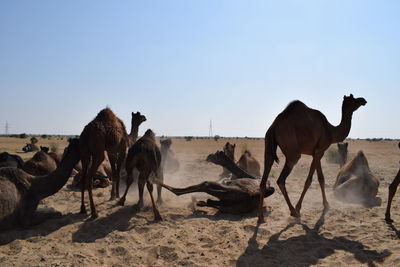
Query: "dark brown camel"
157 151 274 213
333 151 380 206
337 142 348 167
22 151 58 176
385 142 400 223
0 138 80 230
238 150 261 178
258 94 367 222
220 142 235 178
0 152 24 169
119 129 163 221
160 139 180 174
128 111 147 146
79 108 128 218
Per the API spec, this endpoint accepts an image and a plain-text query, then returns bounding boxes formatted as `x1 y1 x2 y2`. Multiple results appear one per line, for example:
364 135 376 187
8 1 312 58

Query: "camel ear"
137 111 140 115
131 112 134 116
350 94 354 98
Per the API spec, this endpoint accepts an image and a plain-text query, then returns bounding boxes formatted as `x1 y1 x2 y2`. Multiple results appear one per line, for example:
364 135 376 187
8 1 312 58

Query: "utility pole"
208 119 213 138
4 121 9 135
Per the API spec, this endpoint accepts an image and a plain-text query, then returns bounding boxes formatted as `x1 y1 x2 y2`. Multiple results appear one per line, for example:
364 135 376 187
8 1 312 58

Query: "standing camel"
385 142 400 223
119 129 163 221
258 94 367 222
79 108 128 218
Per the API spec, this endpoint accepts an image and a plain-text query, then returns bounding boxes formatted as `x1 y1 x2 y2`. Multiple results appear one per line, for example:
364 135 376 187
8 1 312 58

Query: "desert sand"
0 137 399 267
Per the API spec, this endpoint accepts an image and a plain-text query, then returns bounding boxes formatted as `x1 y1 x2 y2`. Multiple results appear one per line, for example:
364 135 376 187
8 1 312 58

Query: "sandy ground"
0 137 400 267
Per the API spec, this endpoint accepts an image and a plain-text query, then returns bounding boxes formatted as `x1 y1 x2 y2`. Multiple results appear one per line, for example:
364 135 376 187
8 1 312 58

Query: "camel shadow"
186 207 272 222
386 222 400 239
0 212 83 245
72 205 142 243
236 211 391 267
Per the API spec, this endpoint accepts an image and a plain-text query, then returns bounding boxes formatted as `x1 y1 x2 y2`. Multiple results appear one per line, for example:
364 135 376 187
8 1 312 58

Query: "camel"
160 139 180 174
220 142 235 178
0 152 24 169
71 154 112 189
79 108 128 218
258 94 367 222
119 129 163 221
158 151 275 213
337 142 348 167
22 150 58 176
237 150 261 178
385 142 400 223
0 138 80 230
128 111 147 146
333 151 380 206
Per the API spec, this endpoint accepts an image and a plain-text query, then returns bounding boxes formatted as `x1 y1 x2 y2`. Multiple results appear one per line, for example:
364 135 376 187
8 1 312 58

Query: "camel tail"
265 129 279 164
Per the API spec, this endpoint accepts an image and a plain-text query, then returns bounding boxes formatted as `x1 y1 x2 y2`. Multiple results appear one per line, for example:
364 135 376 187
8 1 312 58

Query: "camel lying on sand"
0 139 80 230
22 150 59 176
385 142 400 223
158 151 275 214
333 151 380 206
0 152 24 169
237 150 261 178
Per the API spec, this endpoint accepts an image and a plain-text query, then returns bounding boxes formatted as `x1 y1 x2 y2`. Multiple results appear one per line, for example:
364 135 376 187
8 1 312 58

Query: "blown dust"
0 137 399 267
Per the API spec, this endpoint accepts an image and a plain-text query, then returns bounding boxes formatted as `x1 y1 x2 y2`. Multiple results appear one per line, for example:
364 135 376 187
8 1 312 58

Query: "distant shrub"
214 135 220 141
50 143 59 153
41 134 48 139
325 146 340 164
185 136 193 141
19 133 27 139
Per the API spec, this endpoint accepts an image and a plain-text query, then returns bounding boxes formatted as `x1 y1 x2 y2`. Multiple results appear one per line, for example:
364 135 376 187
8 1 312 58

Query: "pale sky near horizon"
1 1 399 138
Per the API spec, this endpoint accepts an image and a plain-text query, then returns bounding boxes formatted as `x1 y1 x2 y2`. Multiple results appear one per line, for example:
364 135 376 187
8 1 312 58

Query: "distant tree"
185 136 193 141
214 135 220 141
19 133 27 139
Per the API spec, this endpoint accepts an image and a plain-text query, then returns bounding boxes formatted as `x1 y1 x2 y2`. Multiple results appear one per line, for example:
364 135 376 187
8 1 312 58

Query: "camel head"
223 142 236 161
40 146 50 153
132 111 147 125
206 151 230 166
343 94 367 113
160 139 172 150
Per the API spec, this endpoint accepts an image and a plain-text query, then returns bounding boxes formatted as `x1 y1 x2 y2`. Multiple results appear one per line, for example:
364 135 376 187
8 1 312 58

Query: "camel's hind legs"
386 169 400 223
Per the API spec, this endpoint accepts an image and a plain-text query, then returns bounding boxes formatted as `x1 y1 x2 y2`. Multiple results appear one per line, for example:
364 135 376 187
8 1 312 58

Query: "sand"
0 137 399 267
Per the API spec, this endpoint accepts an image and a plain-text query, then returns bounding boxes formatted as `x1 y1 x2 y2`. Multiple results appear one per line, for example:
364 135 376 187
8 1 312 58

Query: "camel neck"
130 123 140 142
219 157 256 179
331 107 353 143
30 152 79 200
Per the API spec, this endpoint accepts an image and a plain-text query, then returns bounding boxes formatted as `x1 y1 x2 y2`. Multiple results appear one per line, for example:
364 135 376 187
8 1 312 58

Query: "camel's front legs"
385 169 400 223
316 160 330 212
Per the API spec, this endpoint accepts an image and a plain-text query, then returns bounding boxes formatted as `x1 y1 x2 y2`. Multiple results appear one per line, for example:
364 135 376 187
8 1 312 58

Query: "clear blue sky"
1 1 399 138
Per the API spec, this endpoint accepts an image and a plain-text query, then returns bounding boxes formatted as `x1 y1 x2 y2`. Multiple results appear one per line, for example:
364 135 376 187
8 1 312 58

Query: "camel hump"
0 168 31 192
283 100 307 113
31 151 50 161
243 150 252 157
144 129 156 140
95 108 121 124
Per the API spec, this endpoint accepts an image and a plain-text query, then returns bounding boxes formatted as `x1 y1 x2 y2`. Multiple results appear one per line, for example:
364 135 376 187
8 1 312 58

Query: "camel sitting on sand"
160 139 180 174
119 129 164 221
258 94 367 222
0 138 80 230
333 151 380 206
158 151 275 214
0 152 24 169
385 142 400 223
337 142 348 167
71 153 112 188
22 150 59 176
237 150 261 178
79 108 129 218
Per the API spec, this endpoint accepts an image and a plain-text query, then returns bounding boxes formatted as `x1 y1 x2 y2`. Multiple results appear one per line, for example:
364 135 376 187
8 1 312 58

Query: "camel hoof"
118 199 125 206
80 207 87 214
91 213 98 219
385 216 394 224
290 211 301 218
154 215 162 222
257 217 265 224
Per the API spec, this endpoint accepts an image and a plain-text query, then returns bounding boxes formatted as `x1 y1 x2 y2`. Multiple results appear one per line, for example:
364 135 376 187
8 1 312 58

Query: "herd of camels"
1 94 400 231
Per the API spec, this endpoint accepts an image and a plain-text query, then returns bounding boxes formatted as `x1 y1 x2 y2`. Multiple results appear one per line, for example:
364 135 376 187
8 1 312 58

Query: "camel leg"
119 167 134 206
80 154 90 214
116 146 126 199
258 158 274 223
156 169 164 205
87 153 105 219
137 173 146 209
277 157 300 217
107 152 118 200
316 160 330 211
295 157 318 214
385 169 400 223
147 180 162 221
